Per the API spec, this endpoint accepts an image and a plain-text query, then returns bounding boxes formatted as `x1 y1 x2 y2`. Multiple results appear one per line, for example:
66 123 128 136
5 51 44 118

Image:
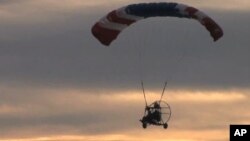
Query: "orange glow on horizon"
0 129 228 141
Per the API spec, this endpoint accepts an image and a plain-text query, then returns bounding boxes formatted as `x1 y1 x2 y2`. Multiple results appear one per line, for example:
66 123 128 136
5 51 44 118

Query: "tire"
163 123 168 129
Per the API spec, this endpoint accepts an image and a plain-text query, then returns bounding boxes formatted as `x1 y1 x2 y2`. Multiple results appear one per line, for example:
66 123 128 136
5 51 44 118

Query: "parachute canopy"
92 2 223 46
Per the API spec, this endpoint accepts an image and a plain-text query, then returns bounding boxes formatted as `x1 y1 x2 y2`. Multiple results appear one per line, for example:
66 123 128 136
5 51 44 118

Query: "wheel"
142 122 147 129
163 123 168 129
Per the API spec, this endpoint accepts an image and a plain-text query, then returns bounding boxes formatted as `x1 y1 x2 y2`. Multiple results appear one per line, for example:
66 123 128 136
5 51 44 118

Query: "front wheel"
142 122 147 129
163 123 168 129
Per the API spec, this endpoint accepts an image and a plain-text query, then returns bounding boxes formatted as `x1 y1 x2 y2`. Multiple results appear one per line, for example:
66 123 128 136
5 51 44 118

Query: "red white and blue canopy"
92 2 223 46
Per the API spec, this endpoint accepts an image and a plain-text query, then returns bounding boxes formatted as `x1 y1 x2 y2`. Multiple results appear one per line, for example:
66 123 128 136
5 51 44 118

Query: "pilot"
146 102 161 123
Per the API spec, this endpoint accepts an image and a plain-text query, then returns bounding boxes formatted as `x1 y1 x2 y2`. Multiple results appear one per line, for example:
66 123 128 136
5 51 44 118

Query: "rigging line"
133 31 146 91
138 46 144 82
164 28 192 84
160 81 168 101
136 38 147 106
136 34 148 107
134 27 147 82
141 81 148 106
165 44 189 84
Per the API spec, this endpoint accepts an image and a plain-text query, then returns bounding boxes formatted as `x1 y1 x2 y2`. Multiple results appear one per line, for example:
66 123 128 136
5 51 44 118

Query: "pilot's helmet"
154 102 160 109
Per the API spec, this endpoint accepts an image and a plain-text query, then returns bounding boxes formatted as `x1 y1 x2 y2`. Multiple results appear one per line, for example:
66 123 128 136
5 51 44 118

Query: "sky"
0 0 249 141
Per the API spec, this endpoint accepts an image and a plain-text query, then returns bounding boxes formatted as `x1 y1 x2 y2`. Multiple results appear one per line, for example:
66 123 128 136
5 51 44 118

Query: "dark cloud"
0 10 249 90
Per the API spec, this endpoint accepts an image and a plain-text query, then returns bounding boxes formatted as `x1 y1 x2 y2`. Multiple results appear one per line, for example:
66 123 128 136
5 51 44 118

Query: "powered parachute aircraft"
91 2 223 129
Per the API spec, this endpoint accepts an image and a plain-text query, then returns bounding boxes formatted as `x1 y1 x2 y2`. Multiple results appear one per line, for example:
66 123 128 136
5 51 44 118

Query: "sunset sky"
0 0 250 141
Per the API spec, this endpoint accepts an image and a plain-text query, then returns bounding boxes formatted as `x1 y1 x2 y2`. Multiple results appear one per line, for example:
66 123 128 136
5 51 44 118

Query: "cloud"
1 83 249 139
0 1 249 140
168 90 246 102
0 130 228 141
139 0 250 11
1 0 249 90
1 0 250 24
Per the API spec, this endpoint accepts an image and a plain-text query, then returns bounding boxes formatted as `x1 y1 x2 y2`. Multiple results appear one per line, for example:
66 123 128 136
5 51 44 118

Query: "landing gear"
142 122 147 129
140 100 171 129
163 123 168 129
140 81 171 129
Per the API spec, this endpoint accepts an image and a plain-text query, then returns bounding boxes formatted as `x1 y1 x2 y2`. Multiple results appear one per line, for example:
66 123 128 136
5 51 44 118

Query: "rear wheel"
163 123 168 129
